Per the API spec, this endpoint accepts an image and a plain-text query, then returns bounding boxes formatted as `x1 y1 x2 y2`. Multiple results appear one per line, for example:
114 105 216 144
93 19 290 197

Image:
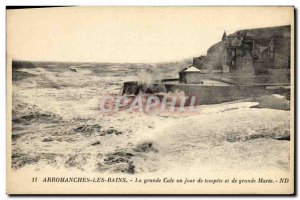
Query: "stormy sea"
12 61 291 174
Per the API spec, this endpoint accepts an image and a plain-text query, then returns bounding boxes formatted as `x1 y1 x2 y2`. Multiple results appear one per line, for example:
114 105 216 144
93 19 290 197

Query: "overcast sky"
7 7 293 63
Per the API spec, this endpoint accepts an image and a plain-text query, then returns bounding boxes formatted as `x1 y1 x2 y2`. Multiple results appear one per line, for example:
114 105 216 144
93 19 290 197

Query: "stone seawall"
165 84 271 104
122 81 290 105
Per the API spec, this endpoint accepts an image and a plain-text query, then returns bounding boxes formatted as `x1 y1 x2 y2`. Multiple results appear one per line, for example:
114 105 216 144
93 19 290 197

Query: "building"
179 66 206 84
188 25 291 85
192 56 205 69
223 25 291 74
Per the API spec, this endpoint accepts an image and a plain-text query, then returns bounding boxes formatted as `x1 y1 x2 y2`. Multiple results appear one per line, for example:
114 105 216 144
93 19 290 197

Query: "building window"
269 39 274 51
232 51 235 57
262 54 267 61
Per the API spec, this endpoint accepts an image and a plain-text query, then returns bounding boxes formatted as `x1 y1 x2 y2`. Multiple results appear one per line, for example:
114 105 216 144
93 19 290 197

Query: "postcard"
6 6 294 194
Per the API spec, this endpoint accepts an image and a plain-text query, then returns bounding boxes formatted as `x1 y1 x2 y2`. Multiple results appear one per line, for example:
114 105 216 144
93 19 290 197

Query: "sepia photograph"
6 6 294 194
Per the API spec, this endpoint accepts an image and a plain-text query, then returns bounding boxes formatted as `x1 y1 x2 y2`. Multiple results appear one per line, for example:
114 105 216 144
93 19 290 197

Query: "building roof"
180 66 206 73
185 66 201 72
231 37 243 47
228 25 291 40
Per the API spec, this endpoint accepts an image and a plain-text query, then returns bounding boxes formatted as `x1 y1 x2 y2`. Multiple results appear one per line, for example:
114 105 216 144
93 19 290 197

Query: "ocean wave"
12 100 63 126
